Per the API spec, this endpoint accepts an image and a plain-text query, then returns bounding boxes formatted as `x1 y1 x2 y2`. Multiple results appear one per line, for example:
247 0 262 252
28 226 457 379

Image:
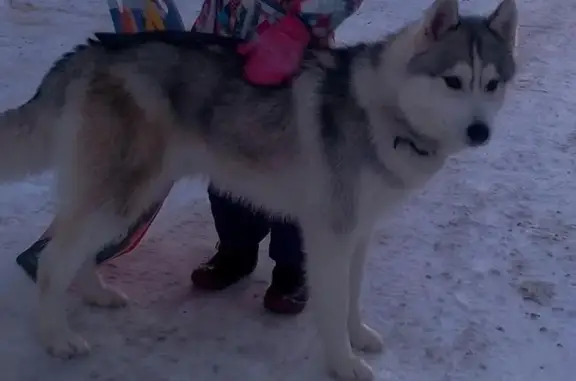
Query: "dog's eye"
442 76 462 90
485 79 500 93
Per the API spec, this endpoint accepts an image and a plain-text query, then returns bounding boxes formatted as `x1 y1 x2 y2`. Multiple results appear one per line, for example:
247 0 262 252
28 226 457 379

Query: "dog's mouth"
399 127 440 156
391 112 440 156
393 136 433 156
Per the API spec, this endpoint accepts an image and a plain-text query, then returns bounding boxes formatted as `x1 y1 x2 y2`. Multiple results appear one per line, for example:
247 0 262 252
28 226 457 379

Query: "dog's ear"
420 0 460 42
488 0 518 50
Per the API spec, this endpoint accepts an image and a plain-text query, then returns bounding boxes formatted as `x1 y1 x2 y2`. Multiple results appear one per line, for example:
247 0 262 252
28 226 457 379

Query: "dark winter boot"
263 264 308 315
191 243 259 291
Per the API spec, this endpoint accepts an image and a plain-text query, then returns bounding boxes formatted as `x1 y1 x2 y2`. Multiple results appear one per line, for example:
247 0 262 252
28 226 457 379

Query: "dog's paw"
349 324 384 353
82 286 128 308
327 355 374 381
39 329 90 359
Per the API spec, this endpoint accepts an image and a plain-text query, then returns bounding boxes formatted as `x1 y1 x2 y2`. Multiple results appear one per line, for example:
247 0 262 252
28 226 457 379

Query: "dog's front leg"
304 226 374 381
348 236 384 353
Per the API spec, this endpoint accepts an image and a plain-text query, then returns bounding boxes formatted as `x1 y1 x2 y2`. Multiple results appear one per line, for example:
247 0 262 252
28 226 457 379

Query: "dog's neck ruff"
317 46 439 158
317 44 442 189
322 44 439 158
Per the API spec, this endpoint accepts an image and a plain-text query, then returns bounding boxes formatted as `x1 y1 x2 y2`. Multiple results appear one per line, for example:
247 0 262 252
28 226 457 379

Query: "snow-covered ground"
1 0 575 380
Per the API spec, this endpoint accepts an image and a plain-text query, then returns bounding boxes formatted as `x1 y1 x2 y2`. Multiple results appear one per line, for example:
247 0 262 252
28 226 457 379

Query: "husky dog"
0 0 517 379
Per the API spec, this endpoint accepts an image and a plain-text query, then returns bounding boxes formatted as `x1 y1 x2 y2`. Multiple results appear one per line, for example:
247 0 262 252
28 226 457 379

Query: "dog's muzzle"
466 122 491 146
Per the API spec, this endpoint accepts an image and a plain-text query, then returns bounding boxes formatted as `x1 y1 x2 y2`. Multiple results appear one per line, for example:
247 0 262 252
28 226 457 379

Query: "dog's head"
396 0 518 153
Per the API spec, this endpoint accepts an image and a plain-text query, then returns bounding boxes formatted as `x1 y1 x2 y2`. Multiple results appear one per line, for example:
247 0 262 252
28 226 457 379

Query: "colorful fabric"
192 0 364 46
107 0 185 32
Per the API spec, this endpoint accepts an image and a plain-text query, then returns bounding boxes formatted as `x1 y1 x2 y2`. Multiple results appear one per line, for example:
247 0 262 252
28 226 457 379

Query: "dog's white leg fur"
36 210 130 358
348 237 383 353
37 233 92 358
304 225 374 381
76 262 128 308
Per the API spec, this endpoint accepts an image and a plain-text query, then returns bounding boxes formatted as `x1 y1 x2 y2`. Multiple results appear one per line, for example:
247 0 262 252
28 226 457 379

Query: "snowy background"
1 0 575 380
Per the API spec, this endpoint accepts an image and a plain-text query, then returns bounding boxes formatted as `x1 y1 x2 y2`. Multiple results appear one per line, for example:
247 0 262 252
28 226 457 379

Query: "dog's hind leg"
36 209 132 358
348 236 383 353
303 224 374 381
76 260 128 308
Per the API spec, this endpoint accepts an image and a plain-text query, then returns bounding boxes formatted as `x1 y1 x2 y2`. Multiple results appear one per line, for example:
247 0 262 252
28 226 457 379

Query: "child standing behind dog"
189 0 365 314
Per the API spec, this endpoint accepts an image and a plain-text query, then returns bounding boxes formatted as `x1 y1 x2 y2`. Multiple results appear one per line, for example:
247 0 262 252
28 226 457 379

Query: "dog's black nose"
466 122 490 146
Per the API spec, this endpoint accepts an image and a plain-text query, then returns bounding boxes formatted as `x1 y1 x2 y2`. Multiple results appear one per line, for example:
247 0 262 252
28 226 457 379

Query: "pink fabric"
237 14 310 85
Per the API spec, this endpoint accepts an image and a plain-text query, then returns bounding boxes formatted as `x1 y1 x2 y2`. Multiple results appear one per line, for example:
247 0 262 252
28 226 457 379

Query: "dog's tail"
0 90 56 183
0 43 95 183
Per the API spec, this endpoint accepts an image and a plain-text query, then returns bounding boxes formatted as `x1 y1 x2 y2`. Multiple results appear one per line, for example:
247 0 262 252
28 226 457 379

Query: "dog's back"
0 32 303 184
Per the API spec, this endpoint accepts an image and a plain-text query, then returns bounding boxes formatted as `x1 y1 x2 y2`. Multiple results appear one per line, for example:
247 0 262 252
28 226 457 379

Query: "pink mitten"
237 14 310 85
